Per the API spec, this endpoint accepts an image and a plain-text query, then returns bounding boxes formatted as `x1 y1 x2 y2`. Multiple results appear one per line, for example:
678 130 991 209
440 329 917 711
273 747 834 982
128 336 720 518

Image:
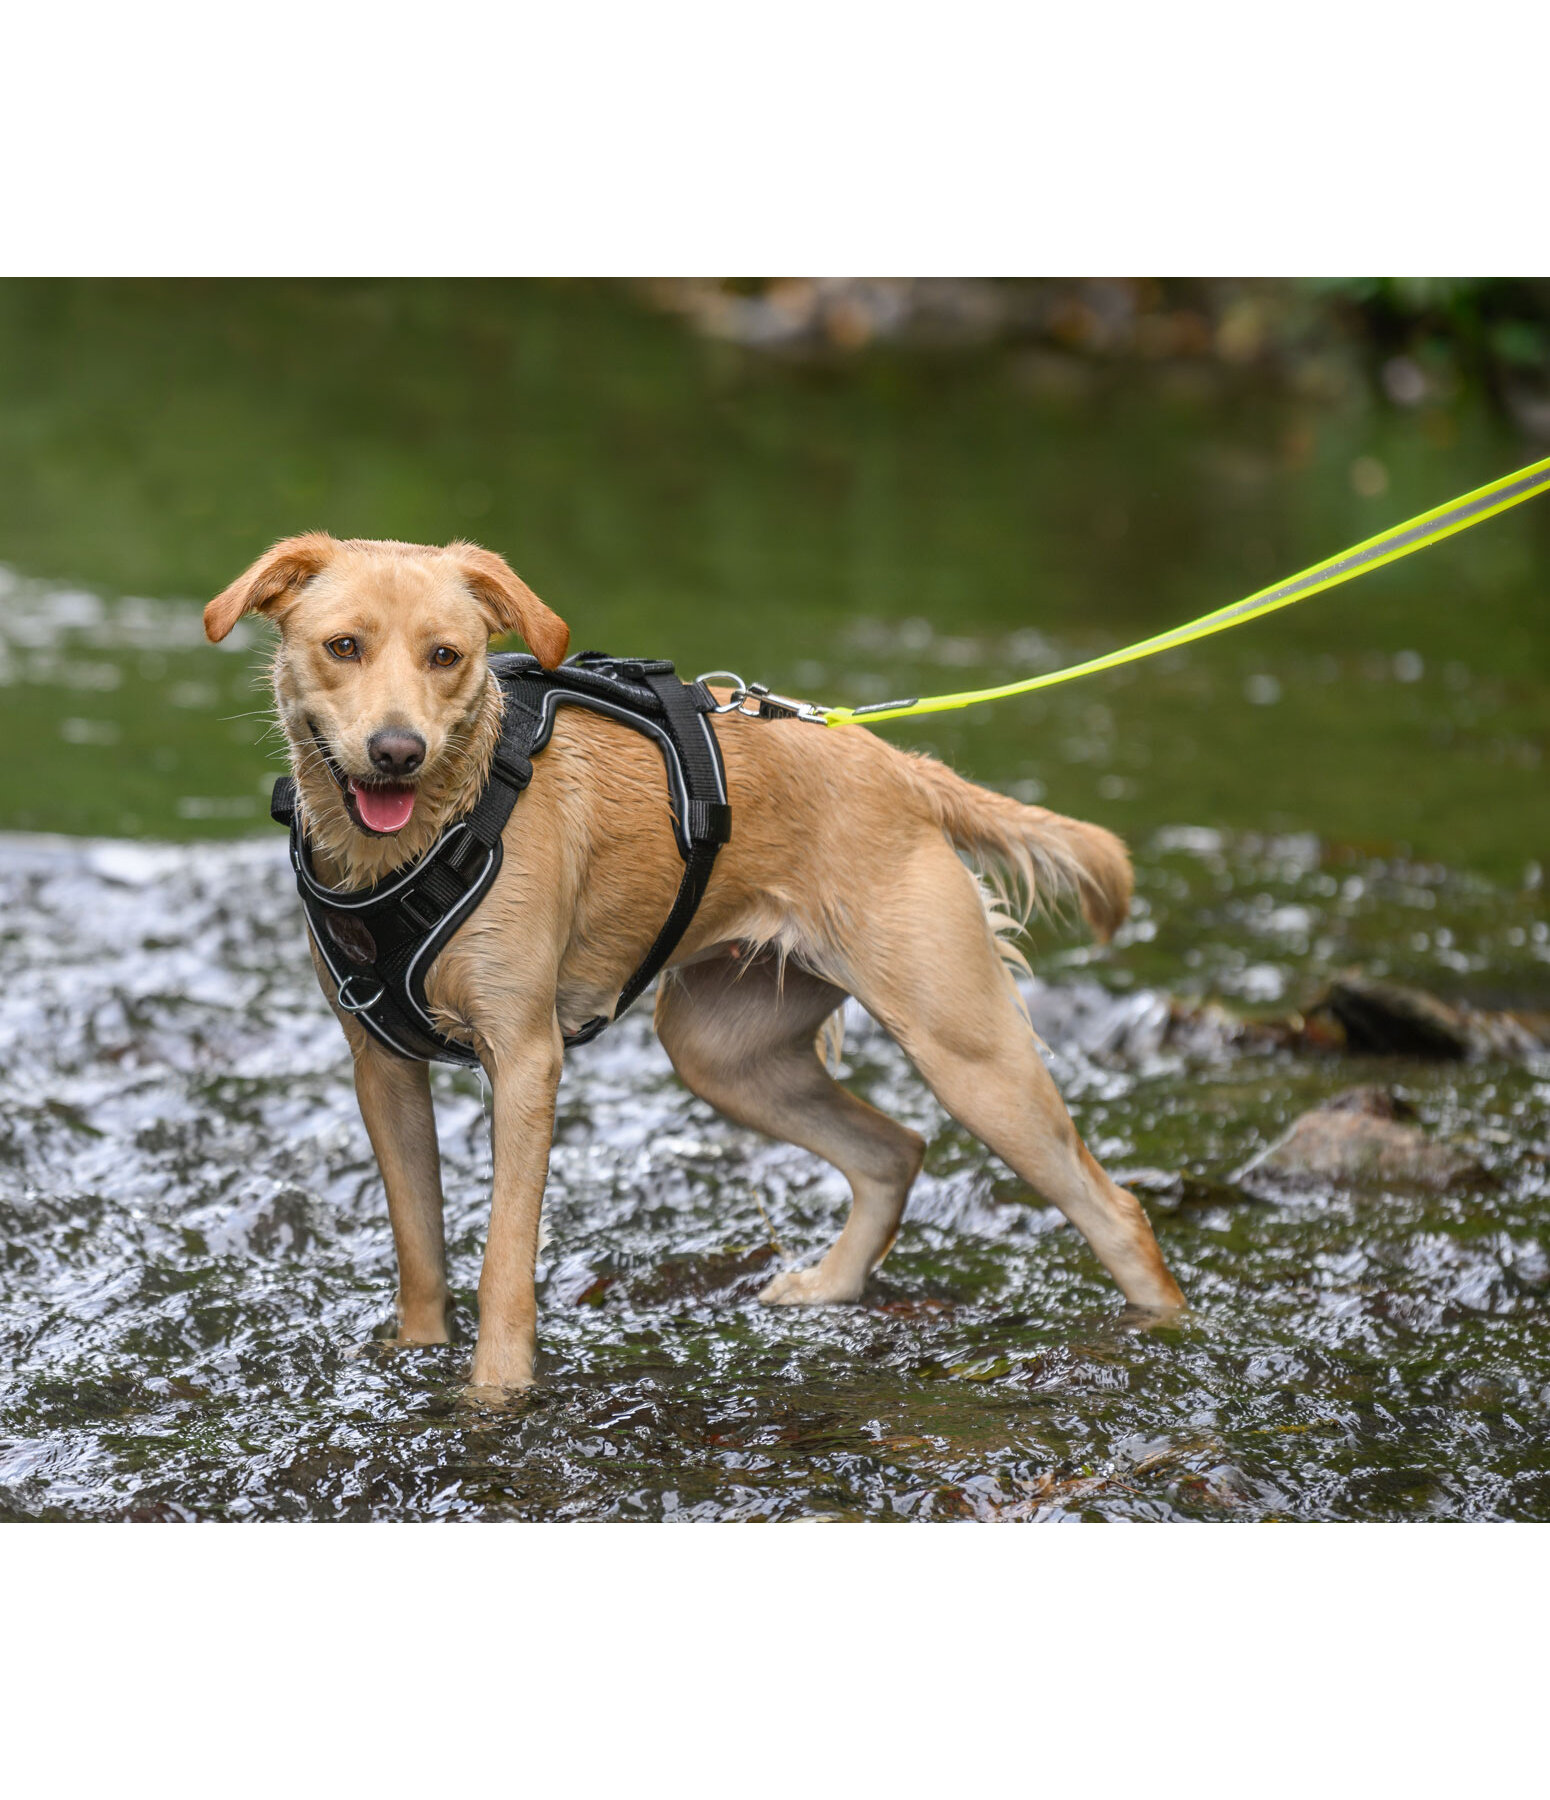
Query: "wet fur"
208 534 1183 1395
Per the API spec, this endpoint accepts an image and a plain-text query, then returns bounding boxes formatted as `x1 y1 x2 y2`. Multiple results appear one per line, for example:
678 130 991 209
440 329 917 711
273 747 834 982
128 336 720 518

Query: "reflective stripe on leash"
715 452 1550 730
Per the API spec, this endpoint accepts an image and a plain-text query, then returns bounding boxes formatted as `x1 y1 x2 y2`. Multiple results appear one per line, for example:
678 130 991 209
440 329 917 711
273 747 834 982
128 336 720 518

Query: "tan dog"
207 534 1184 1394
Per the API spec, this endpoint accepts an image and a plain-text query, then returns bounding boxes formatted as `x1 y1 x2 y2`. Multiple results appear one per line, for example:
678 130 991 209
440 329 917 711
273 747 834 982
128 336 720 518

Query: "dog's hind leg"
655 952 925 1304
349 1033 452 1343
839 842 1185 1314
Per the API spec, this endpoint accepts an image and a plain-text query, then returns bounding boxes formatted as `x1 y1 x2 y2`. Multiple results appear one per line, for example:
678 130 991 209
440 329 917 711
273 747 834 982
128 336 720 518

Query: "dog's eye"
326 636 359 660
431 646 461 668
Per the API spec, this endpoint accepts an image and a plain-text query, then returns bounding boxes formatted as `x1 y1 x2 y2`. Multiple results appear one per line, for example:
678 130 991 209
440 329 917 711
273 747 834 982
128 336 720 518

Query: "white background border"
2 2 1544 1786
3 3 1546 273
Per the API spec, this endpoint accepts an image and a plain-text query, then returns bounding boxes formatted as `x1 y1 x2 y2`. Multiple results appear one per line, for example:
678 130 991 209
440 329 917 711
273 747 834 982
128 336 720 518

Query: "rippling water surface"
3 824 1545 1521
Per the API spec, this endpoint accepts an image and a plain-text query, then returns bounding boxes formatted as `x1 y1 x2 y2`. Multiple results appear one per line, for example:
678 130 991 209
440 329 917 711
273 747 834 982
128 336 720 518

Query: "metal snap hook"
696 670 830 723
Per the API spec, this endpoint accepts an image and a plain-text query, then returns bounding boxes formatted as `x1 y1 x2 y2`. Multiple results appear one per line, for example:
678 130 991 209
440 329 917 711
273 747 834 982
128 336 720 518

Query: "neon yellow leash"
732 452 1550 730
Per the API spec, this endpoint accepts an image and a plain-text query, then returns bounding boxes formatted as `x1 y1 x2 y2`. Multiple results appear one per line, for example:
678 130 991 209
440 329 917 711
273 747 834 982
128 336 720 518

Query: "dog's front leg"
467 1019 564 1395
350 1036 452 1344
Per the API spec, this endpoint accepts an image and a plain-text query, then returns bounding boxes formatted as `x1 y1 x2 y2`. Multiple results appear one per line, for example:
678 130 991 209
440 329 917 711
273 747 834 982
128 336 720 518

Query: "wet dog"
207 534 1184 1393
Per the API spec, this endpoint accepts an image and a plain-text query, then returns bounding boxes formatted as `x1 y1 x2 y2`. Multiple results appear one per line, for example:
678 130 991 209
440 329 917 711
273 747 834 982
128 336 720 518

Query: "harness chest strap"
272 654 732 1068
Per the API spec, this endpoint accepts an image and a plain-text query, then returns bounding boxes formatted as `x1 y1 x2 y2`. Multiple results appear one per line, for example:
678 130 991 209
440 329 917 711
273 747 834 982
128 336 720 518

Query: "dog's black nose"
367 729 425 777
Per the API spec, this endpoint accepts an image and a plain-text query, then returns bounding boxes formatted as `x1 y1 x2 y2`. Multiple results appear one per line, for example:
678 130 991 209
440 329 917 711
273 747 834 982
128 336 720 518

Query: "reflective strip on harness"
276 653 731 1068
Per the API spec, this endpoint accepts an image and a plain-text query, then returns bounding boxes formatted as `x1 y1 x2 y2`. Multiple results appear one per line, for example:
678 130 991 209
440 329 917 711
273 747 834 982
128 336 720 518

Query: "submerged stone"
1237 1086 1488 1198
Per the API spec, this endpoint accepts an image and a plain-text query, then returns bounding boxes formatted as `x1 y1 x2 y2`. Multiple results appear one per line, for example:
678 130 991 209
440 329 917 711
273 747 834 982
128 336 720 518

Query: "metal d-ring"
695 670 749 714
336 973 385 1014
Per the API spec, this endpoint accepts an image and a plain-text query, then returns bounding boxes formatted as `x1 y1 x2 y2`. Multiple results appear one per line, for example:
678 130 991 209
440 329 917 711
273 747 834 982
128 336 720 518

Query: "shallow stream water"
2 820 1546 1520
2 282 1547 1519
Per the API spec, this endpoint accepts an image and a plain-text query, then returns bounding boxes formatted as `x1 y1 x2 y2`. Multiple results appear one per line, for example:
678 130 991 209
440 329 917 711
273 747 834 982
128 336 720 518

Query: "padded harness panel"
271 653 731 1067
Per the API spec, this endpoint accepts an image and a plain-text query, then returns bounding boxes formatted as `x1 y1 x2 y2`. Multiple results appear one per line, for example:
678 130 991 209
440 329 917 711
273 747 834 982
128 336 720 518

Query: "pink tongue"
351 781 416 834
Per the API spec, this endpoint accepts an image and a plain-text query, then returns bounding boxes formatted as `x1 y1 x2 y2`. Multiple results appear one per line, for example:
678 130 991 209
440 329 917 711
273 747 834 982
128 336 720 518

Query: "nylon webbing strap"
564 667 731 1044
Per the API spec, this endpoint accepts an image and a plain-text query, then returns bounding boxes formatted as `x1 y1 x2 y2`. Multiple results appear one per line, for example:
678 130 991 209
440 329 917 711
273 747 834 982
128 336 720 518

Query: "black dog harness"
270 652 732 1067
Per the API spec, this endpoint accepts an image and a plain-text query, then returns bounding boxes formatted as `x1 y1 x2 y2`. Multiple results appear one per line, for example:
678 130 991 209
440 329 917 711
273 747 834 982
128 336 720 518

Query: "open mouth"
347 780 417 835
307 725 418 837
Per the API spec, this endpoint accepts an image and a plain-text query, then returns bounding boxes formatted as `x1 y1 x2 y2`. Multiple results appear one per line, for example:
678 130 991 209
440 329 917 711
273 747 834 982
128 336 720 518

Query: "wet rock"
1017 971 1550 1069
1180 975 1550 1064
1308 973 1549 1061
1316 974 1471 1058
624 1244 778 1310
643 277 1049 356
1237 1086 1488 1198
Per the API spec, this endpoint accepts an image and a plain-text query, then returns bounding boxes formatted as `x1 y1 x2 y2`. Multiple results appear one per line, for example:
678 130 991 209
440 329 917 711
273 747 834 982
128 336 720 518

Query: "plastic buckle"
689 799 733 845
270 776 297 827
490 747 533 791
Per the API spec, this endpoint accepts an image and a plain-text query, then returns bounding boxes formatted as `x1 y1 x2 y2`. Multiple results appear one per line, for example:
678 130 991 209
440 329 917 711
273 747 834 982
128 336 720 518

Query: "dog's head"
207 533 567 868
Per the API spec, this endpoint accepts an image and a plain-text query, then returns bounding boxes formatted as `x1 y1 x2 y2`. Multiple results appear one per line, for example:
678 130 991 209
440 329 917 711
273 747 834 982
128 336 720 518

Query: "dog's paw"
758 1264 863 1307
466 1335 536 1397
459 1379 535 1411
394 1292 453 1345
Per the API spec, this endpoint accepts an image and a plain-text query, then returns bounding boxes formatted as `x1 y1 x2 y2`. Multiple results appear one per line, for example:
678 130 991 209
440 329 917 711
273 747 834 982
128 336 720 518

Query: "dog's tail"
904 751 1132 943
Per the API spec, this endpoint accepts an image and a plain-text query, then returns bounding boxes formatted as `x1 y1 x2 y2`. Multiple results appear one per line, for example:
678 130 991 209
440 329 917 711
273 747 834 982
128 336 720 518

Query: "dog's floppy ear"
452 542 570 669
205 533 338 643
